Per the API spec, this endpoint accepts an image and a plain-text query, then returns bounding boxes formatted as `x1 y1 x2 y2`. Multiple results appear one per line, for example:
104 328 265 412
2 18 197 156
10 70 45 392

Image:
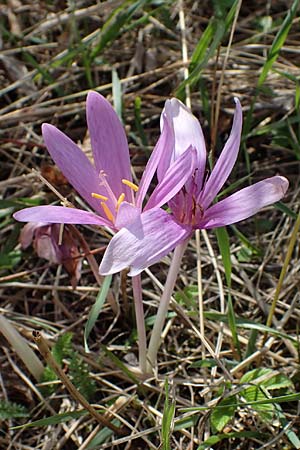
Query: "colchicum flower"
14 92 196 254
100 98 289 276
20 222 82 288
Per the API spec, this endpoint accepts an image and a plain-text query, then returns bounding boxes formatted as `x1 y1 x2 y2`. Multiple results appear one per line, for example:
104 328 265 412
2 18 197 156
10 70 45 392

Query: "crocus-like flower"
20 222 82 287
100 98 289 276
14 92 196 248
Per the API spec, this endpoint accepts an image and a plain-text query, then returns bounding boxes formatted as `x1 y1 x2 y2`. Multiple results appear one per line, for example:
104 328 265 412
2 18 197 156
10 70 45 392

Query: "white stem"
147 240 188 370
132 274 147 373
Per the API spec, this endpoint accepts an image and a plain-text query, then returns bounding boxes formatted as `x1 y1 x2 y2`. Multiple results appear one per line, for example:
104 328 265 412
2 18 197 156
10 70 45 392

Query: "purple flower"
100 98 289 276
14 92 196 244
20 222 82 287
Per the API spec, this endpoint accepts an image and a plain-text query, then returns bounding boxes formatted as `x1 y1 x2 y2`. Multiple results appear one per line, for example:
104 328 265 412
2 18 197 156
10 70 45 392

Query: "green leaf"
134 96 148 148
227 294 241 358
181 392 300 414
197 431 267 450
0 250 22 269
52 332 73 365
0 400 28 420
240 368 293 392
274 201 297 219
240 368 295 423
11 409 88 429
205 311 297 342
211 396 237 432
162 379 176 450
100 345 140 385
40 332 73 396
258 0 300 87
69 352 96 401
86 419 122 448
84 275 112 352
91 0 149 59
176 0 238 99
173 415 198 431
215 227 231 287
241 385 274 422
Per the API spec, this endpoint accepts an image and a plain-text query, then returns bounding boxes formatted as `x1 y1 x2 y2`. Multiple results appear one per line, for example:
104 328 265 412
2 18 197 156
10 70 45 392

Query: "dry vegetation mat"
1 1 300 449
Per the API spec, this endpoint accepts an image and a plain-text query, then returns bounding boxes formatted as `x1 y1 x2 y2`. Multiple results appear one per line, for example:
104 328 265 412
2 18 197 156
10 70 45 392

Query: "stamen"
116 193 125 210
101 202 114 222
99 171 117 206
122 179 139 192
91 192 108 201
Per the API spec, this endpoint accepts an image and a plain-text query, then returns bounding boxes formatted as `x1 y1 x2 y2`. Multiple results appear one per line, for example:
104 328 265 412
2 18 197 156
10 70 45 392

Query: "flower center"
172 174 204 227
91 172 139 223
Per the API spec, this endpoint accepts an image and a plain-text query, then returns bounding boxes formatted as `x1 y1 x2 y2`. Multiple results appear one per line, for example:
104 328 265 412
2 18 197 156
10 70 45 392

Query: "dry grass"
1 1 300 449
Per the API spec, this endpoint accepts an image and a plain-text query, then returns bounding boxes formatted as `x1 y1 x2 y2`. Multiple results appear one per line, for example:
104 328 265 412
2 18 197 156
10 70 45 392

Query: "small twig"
32 330 125 435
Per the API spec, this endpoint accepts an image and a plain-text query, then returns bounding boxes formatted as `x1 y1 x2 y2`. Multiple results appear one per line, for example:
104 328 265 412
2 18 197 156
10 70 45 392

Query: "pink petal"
100 208 192 276
136 114 174 208
200 176 289 229
42 124 105 214
161 98 207 187
19 222 46 249
115 201 141 229
86 91 132 200
200 98 243 209
14 206 111 227
145 146 197 211
34 224 61 264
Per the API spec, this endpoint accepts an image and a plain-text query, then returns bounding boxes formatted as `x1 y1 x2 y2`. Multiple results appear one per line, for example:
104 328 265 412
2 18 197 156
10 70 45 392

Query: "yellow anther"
101 202 114 222
91 192 108 201
122 179 139 192
116 193 125 210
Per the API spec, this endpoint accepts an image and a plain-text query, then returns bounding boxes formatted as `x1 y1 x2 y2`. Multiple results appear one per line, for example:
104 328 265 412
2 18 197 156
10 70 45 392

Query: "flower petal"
34 224 61 264
100 208 192 276
161 98 207 186
200 98 243 209
136 114 174 208
86 91 132 200
42 123 104 214
145 146 197 210
19 222 47 249
14 206 111 226
115 201 141 229
200 176 289 229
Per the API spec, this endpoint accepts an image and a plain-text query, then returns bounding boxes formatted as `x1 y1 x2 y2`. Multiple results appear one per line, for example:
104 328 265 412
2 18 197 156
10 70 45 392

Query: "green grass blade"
91 0 149 60
162 379 176 450
176 0 238 99
258 0 300 87
84 275 112 352
227 294 241 358
134 96 148 148
181 392 300 413
215 227 231 287
204 311 297 342
11 409 88 429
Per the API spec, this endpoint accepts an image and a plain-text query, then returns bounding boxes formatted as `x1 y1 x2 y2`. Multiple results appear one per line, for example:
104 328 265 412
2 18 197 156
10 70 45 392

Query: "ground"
0 1 300 449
